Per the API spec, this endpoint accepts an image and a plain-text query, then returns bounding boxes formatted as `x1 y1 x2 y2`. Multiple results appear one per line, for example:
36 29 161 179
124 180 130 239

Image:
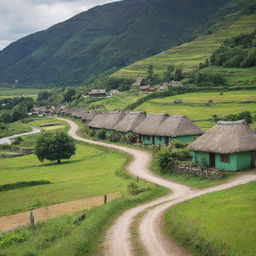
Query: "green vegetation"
164 181 256 256
0 88 49 100
0 142 131 216
135 90 256 130
210 30 256 68
0 0 251 86
114 13 256 85
0 184 166 256
35 131 76 164
0 122 31 138
73 90 147 111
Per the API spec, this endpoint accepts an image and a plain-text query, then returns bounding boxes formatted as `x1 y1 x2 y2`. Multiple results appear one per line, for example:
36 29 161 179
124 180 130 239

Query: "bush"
170 140 187 149
95 129 106 140
127 182 141 195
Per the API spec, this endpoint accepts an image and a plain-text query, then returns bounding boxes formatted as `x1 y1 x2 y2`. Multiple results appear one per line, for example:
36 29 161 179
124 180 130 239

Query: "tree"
12 102 27 121
35 131 76 164
163 65 175 82
173 68 184 81
1 112 13 123
64 88 76 102
37 91 51 101
146 64 154 84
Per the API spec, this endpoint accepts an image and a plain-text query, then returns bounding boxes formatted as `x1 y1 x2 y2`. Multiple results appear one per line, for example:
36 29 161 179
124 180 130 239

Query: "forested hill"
0 0 245 87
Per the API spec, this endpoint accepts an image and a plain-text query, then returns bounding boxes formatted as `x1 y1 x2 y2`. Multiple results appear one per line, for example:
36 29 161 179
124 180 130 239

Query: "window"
220 154 230 163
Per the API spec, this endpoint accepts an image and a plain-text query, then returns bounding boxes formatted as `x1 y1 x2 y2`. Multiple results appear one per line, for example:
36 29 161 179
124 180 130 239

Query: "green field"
0 88 50 100
0 122 32 138
0 143 129 216
113 13 256 82
164 181 256 256
135 90 256 130
75 90 146 111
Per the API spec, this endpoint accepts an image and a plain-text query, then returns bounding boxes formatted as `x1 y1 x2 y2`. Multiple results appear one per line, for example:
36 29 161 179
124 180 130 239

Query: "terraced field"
0 88 49 100
113 13 256 82
135 90 256 130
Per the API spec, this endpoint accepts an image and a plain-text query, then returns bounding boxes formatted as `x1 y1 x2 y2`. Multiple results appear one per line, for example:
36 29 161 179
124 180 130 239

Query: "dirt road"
61 118 256 256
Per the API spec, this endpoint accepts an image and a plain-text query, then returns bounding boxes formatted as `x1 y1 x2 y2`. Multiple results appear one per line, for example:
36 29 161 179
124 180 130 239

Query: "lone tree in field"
35 131 76 164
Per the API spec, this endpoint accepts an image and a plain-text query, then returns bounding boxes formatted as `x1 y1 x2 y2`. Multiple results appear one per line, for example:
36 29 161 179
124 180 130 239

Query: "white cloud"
0 0 118 50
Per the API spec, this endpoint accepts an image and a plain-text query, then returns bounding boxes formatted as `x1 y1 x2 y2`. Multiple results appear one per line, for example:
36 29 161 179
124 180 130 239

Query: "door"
165 137 169 145
209 153 215 168
152 136 155 145
252 151 256 168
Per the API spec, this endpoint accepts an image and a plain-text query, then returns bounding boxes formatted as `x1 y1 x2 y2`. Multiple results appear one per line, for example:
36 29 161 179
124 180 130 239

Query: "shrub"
170 140 187 149
127 182 141 195
95 129 106 140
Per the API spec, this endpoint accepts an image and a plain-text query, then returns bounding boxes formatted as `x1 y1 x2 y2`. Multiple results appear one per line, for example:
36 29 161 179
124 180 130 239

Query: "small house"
159 82 170 91
170 81 183 88
109 89 120 96
134 114 169 145
156 115 204 145
139 85 156 93
101 111 126 132
132 76 146 88
88 113 109 130
172 99 183 104
81 111 98 123
188 120 256 171
114 111 147 134
89 89 108 98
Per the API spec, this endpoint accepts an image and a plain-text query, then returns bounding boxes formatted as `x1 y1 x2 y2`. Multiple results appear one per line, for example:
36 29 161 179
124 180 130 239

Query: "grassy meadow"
164 181 256 256
113 13 256 82
0 143 130 216
0 88 49 100
0 122 32 138
75 90 146 111
135 90 256 130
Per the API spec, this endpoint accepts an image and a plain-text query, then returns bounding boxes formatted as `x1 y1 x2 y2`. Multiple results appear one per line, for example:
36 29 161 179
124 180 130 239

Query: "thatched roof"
101 111 126 130
158 115 204 137
188 120 256 154
114 112 147 133
171 81 183 87
89 89 107 95
88 113 109 129
134 114 169 136
81 111 98 122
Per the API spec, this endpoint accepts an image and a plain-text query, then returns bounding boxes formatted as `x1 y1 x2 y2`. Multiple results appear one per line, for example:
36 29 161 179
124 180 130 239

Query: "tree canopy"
35 131 76 164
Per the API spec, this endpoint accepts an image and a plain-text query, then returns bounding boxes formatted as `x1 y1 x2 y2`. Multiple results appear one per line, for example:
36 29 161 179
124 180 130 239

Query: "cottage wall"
142 135 154 145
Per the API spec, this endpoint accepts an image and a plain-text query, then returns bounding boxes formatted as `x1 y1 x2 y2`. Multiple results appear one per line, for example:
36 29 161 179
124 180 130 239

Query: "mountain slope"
113 9 256 80
0 0 240 87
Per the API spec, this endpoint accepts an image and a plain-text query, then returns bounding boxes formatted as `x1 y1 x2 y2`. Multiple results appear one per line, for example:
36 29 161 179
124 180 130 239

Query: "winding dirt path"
60 118 256 256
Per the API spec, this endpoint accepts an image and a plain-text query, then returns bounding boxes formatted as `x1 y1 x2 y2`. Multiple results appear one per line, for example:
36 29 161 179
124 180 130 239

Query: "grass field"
113 13 256 83
0 143 130 216
0 88 50 100
75 90 146 111
135 90 256 130
0 184 166 256
164 181 256 256
0 122 32 138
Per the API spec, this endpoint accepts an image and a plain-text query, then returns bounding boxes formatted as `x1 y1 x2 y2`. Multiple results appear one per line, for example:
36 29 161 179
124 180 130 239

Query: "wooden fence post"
104 195 108 204
29 210 35 229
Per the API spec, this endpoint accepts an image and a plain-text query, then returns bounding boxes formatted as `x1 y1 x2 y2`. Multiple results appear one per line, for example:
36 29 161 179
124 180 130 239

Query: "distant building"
132 76 146 88
170 81 183 88
89 89 108 98
160 81 184 91
139 85 156 93
109 89 121 96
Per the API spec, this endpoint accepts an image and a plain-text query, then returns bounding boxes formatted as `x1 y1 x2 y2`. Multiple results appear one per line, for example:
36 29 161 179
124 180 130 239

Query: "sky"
0 0 118 50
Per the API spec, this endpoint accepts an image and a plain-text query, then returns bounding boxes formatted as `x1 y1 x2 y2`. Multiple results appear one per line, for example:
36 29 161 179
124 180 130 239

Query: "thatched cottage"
88 113 109 130
134 114 169 144
132 76 146 88
114 111 147 133
89 89 108 98
101 111 126 131
156 115 204 145
188 120 256 171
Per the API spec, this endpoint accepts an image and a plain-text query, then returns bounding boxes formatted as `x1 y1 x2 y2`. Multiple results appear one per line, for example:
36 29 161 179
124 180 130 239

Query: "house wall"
141 135 154 145
192 151 252 171
169 135 198 144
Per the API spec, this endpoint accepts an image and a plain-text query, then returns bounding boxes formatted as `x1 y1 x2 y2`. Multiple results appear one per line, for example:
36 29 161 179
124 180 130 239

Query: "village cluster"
33 105 256 172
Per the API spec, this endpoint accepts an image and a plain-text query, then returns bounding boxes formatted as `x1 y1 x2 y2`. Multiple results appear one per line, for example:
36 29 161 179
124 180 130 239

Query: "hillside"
0 0 250 87
113 8 256 82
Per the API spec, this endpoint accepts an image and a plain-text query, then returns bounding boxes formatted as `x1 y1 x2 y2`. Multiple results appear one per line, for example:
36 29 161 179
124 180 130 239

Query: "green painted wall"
155 136 167 145
141 135 153 145
192 151 210 167
169 135 198 144
192 151 252 171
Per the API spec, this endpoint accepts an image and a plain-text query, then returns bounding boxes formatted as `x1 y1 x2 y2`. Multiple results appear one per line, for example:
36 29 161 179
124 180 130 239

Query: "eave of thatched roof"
188 120 256 154
101 111 126 130
114 111 147 133
134 114 169 136
81 111 98 122
158 115 204 137
88 113 109 129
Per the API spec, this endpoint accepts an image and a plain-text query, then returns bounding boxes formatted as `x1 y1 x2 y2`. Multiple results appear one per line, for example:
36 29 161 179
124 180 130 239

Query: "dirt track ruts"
61 118 256 256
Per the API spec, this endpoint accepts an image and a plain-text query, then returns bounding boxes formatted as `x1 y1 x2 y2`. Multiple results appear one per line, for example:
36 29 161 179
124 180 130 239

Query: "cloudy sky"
0 0 118 50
